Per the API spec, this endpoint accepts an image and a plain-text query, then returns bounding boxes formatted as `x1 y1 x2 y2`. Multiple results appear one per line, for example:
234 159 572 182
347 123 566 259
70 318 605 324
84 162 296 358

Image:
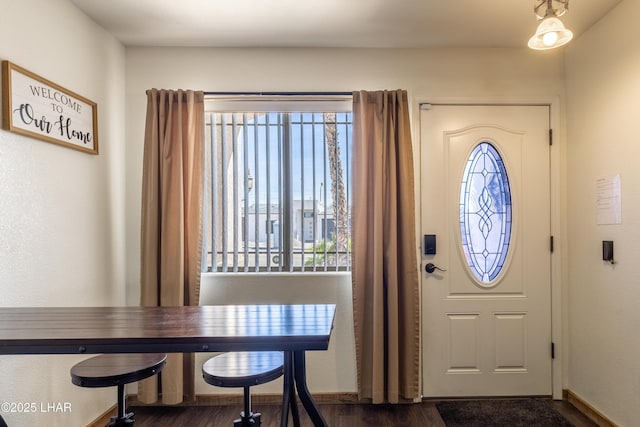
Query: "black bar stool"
71 353 166 426
202 351 284 427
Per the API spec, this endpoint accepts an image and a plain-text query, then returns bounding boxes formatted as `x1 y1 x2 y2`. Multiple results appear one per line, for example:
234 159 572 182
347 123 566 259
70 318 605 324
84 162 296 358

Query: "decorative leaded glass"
459 142 512 284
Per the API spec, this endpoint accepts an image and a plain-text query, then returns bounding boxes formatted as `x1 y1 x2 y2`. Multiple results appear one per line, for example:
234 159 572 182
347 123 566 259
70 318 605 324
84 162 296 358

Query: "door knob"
425 263 447 273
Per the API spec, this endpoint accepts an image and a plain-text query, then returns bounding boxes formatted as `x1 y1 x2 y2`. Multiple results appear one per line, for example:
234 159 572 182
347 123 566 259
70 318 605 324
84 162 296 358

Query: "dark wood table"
0 304 336 427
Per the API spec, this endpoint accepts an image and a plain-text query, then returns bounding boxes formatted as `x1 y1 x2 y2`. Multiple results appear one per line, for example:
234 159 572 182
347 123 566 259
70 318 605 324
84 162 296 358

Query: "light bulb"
542 31 559 46
529 15 573 50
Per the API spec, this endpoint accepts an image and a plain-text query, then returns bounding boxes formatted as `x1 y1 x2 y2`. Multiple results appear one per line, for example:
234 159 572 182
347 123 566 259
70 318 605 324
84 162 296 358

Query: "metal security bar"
204 111 352 272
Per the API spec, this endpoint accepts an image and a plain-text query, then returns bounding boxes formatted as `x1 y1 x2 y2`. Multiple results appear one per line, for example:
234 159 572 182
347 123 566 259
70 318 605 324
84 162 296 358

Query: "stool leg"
243 385 251 421
233 386 261 427
117 384 126 420
108 384 134 426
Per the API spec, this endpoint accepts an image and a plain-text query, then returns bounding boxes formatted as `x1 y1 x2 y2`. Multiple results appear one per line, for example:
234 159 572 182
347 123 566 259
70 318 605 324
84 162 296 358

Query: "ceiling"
70 0 622 49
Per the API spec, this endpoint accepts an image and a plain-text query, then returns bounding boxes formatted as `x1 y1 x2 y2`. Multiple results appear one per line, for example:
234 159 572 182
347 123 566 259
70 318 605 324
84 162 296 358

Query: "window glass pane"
459 142 512 283
204 109 352 273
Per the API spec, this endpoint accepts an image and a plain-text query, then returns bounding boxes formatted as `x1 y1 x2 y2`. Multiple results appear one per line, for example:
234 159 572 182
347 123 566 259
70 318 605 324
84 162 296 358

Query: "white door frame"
412 96 563 400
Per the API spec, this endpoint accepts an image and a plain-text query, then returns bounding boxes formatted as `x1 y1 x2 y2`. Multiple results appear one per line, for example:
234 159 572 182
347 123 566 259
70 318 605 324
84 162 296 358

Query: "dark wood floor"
129 399 597 427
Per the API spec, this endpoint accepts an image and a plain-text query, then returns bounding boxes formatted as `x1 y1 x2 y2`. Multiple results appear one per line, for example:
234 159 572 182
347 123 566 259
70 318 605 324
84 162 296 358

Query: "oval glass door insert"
459 142 512 284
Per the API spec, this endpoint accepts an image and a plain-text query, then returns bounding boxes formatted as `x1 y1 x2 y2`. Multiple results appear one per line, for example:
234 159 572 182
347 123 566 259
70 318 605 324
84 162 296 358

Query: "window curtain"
351 90 420 404
137 89 205 405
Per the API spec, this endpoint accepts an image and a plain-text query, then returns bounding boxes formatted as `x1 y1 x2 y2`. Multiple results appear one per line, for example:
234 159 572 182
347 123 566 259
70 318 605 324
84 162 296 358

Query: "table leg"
293 351 328 427
281 352 300 427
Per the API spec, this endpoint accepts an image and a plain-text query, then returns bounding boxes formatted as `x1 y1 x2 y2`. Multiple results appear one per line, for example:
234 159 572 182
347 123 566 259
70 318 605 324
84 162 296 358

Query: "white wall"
565 1 640 425
0 0 126 425
125 46 566 396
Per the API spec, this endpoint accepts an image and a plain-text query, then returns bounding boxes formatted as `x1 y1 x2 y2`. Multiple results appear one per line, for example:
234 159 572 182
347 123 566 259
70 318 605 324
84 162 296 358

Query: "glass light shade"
528 16 573 50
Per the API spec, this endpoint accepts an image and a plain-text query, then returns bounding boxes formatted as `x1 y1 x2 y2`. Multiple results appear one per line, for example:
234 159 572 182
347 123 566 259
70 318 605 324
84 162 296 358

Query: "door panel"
421 105 551 397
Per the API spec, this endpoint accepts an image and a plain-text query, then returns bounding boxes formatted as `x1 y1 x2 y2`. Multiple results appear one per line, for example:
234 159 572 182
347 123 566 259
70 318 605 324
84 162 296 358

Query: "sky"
227 111 353 209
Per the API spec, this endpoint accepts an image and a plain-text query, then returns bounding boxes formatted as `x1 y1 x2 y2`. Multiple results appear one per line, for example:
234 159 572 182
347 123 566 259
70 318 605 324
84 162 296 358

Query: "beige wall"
0 0 126 425
565 1 640 425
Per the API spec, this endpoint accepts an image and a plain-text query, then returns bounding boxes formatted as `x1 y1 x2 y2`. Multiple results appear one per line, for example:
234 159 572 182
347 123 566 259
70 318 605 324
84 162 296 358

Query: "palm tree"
324 113 349 264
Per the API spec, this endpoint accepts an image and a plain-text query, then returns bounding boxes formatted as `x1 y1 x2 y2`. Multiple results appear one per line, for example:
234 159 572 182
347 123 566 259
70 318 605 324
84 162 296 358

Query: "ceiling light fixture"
528 0 573 50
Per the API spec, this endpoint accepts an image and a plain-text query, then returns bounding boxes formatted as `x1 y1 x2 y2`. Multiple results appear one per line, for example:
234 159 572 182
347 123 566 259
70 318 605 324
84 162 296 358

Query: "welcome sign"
1 61 98 154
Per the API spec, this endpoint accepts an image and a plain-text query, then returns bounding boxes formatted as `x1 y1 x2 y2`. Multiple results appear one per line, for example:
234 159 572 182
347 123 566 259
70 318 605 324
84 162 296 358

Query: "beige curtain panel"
351 90 420 404
138 89 205 404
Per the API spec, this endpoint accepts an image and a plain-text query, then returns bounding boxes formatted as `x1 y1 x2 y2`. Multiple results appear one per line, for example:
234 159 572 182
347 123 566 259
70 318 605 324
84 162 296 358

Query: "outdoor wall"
125 46 566 396
565 1 640 425
0 0 126 425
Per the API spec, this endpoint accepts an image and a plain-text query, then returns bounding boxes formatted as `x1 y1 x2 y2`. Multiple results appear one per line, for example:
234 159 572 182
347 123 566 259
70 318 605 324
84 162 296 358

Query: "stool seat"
203 352 284 427
71 353 166 426
71 353 167 388
203 351 284 388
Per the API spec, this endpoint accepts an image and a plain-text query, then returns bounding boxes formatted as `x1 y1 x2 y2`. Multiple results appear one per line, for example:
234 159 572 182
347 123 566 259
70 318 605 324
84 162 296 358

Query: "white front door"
421 105 552 397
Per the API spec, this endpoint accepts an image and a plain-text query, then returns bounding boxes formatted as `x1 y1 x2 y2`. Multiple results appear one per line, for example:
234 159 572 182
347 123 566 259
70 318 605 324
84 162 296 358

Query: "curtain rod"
204 91 352 96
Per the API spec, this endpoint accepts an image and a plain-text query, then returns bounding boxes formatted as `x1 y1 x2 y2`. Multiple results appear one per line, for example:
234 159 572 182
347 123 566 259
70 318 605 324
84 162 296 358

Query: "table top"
0 304 336 355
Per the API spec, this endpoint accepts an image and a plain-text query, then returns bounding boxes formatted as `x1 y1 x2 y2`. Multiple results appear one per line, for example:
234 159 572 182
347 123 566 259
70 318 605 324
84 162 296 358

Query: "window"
459 141 512 284
203 98 352 272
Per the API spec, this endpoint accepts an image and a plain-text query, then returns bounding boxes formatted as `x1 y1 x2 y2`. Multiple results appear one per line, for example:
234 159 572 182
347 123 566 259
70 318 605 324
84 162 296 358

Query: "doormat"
436 399 573 427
